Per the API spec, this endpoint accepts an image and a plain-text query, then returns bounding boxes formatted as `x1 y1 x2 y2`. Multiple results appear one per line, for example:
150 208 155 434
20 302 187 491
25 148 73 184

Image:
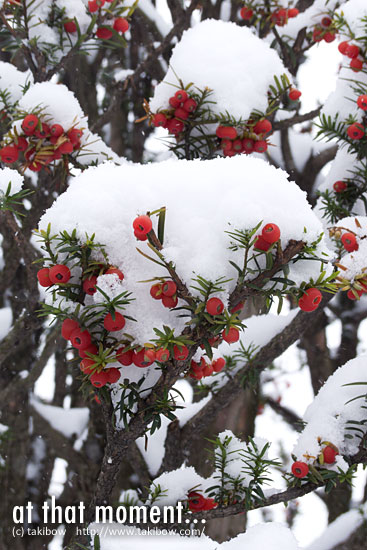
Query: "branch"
272 107 322 131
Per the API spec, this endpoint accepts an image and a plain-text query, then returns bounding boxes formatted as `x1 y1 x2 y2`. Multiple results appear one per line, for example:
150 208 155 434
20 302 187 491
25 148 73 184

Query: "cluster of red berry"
187 491 217 512
340 231 359 253
338 41 365 72
217 118 272 157
0 114 83 172
239 5 299 25
254 222 281 251
312 16 337 44
189 357 225 380
150 280 178 309
151 89 197 136
344 94 367 142
133 214 153 241
291 444 339 478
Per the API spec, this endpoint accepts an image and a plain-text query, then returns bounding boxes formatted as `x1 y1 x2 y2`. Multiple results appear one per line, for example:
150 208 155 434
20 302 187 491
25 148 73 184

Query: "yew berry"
162 294 178 308
341 232 358 252
203 363 214 377
103 312 126 332
166 118 184 135
212 357 225 372
28 162 42 172
152 113 167 127
174 108 189 120
96 27 113 40
346 44 360 58
64 20 77 33
0 145 18 164
175 89 188 102
289 88 302 101
242 138 255 154
133 215 152 234
324 31 336 43
70 328 92 350
347 123 365 140
105 267 124 280
113 17 129 33
224 150 235 157
79 343 98 359
116 347 134 366
287 8 299 18
298 288 322 312
58 141 74 154
232 139 243 152
230 301 245 314
144 349 156 363
338 41 349 54
173 345 189 361
190 370 204 380
22 114 39 134
156 348 170 362
254 235 271 251
133 349 153 368
105 367 121 384
222 327 240 344
188 492 206 512
88 0 105 13
80 358 95 374
35 123 50 138
323 445 338 464
206 297 224 315
83 276 98 295
50 124 64 137
254 140 268 153
68 128 83 144
262 223 280 244
350 58 363 72
162 280 177 297
221 139 232 152
169 96 181 109
49 264 71 284
240 6 253 20
191 358 206 372
253 119 272 135
15 136 28 151
216 126 237 140
37 267 52 287
134 228 148 241
347 289 363 300
333 180 347 193
182 98 197 113
150 283 163 300
321 17 332 28
357 95 367 110
291 461 309 478
312 28 323 42
90 371 109 388
61 318 80 340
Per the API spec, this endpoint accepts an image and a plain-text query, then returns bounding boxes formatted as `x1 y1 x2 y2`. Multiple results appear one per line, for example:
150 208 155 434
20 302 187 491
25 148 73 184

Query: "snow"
149 19 288 121
31 397 89 439
0 167 24 196
0 307 12 341
220 523 300 550
148 466 205 507
0 62 33 109
137 0 171 37
293 355 367 463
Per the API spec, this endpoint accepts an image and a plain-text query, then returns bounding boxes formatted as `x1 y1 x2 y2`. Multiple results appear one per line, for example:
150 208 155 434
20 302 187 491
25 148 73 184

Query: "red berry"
37 267 52 287
133 215 152 234
133 349 154 368
253 119 272 135
216 126 237 140
206 297 224 315
347 289 363 300
347 123 364 140
287 8 299 18
222 327 240 344
350 58 363 72
357 95 367 110
134 228 148 241
83 276 98 295
203 363 214 377
173 345 189 361
150 283 163 299
254 140 268 153
323 31 335 43
262 223 280 244
88 0 104 12
162 294 178 308
0 145 18 164
64 20 77 33
346 44 360 58
105 367 121 384
80 358 95 374
67 128 83 145
341 232 358 252
254 235 271 251
156 348 170 362
242 138 255 154
61 318 80 340
212 357 225 372
22 114 38 134
144 349 156 363
50 124 64 137
182 98 197 113
321 17 332 28
188 492 206 512
15 136 28 151
96 27 113 40
289 88 302 101
169 96 181 109
116 347 134 366
35 123 50 139
79 343 98 359
175 89 188 102
113 17 129 33
338 41 349 54
152 113 167 127
191 358 206 372
221 139 232 152
90 371 109 388
28 161 42 172
230 301 245 314
232 139 243 152
298 288 322 312
57 140 74 154
240 6 253 20
291 461 309 478
313 28 323 42
174 108 189 120
104 267 124 280
333 180 347 193
49 264 71 284
70 328 92 350
323 445 338 464
103 312 126 332
166 118 184 135
162 280 177 297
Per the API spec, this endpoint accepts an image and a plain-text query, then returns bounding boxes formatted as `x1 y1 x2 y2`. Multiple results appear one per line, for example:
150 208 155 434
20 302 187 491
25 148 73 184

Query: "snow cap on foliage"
0 167 24 195
149 19 288 120
335 0 367 37
0 62 33 109
293 355 367 462
148 466 205 507
221 522 300 550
